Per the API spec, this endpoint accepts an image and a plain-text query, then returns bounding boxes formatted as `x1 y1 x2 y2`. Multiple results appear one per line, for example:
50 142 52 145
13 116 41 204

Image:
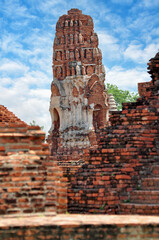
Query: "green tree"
107 83 139 111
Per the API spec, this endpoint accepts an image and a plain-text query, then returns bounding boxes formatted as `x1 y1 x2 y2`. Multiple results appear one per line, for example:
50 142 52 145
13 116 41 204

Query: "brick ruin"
0 105 49 158
46 9 159 216
0 106 67 215
67 51 159 215
0 153 67 215
48 8 109 156
0 8 159 238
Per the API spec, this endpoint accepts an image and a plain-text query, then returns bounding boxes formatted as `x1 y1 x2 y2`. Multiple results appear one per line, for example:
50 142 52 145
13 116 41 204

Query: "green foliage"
30 120 44 130
107 83 139 110
123 199 130 203
30 120 36 126
99 203 106 210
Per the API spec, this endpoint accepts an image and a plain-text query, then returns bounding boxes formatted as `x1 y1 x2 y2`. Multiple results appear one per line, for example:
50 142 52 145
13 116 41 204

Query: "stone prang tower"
49 9 109 154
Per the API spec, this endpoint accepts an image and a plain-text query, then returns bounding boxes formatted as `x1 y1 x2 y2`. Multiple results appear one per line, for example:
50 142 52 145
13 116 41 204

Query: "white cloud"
0 77 13 86
142 0 159 7
24 71 51 86
2 0 35 19
111 0 133 4
15 97 51 133
106 65 150 92
98 32 118 45
98 32 121 60
128 13 159 36
37 0 68 17
0 58 52 134
124 43 159 64
0 82 51 134
0 59 29 75
0 33 32 57
29 89 50 99
0 57 51 86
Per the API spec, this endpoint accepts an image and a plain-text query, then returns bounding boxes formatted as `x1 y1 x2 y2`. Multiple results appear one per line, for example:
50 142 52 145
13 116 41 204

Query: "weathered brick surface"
0 153 67 215
119 163 159 214
0 214 159 240
0 105 27 125
67 52 159 214
0 105 50 157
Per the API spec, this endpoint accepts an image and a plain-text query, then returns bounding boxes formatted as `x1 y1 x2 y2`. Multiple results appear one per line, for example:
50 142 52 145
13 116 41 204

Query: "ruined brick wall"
0 105 50 157
68 53 159 214
0 152 67 215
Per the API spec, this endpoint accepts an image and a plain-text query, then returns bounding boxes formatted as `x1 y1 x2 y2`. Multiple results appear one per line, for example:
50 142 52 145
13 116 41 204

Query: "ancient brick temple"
49 9 109 154
0 8 159 240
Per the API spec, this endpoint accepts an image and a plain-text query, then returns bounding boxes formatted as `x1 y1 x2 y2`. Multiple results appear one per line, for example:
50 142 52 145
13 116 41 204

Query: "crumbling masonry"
0 9 159 220
48 8 109 155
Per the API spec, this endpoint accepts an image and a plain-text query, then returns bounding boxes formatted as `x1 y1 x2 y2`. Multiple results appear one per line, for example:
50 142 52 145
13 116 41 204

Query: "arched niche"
93 104 103 132
51 108 60 154
53 108 60 131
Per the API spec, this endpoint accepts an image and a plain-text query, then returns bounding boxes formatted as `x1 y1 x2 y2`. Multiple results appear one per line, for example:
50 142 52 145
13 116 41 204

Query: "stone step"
130 190 159 204
119 203 159 215
142 177 159 189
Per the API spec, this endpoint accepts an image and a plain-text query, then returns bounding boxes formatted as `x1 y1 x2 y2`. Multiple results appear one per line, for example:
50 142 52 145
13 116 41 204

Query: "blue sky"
0 0 159 134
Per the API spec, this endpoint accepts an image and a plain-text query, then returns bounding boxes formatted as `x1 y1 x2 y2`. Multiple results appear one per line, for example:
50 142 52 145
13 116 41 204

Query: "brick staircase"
119 165 159 215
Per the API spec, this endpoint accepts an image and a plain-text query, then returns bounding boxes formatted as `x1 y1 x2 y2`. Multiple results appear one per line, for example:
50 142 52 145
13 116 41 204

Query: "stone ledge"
0 214 159 227
1 214 159 240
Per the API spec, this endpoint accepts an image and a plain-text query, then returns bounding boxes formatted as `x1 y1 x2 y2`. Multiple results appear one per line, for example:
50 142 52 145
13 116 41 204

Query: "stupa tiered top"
53 8 103 80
